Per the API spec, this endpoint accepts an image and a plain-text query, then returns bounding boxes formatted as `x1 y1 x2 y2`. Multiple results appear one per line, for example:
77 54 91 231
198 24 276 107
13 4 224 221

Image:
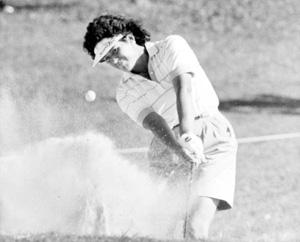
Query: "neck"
131 47 149 77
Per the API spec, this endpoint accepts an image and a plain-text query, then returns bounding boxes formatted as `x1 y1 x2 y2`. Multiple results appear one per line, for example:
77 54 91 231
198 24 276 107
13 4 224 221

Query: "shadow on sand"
11 2 79 11
101 94 300 115
219 94 300 115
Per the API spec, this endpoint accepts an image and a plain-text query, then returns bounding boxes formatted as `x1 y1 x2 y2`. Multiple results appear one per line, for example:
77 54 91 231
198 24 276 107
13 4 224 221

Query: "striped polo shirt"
116 35 219 128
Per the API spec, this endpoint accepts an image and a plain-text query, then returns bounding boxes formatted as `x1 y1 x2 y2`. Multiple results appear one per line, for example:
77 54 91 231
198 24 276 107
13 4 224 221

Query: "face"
100 35 142 72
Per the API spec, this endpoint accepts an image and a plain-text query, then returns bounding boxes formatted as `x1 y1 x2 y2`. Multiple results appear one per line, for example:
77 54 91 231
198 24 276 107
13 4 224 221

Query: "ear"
126 33 136 43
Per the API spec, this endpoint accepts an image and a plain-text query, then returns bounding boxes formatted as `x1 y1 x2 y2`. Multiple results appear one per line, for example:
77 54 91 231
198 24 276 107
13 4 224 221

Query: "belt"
172 110 218 129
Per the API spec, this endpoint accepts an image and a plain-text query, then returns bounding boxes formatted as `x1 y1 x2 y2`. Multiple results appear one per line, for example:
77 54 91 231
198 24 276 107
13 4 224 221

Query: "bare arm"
173 73 206 164
172 73 195 136
142 73 203 163
142 111 189 159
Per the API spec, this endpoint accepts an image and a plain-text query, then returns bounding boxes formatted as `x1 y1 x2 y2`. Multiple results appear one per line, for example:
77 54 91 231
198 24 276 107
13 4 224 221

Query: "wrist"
180 132 195 143
170 142 185 157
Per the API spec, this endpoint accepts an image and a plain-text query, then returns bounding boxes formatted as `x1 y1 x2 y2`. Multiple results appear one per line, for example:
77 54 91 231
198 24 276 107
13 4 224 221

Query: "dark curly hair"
83 14 151 60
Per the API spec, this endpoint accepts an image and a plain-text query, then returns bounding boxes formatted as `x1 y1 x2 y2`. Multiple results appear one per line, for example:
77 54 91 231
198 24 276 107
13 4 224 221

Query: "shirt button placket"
148 64 156 81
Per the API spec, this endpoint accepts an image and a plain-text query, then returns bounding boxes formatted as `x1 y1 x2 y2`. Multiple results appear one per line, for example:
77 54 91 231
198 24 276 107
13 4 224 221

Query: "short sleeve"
164 35 199 80
116 79 155 126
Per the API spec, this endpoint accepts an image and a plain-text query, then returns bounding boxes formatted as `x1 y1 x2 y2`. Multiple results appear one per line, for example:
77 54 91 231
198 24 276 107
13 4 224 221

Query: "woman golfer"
83 14 238 240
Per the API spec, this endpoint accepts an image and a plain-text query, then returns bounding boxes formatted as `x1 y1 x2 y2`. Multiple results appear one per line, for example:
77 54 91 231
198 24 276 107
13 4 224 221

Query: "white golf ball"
4 6 15 14
85 90 96 102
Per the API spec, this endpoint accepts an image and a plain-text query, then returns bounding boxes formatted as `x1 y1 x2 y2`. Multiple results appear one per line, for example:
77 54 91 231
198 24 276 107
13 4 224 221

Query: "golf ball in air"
85 90 96 102
4 6 15 14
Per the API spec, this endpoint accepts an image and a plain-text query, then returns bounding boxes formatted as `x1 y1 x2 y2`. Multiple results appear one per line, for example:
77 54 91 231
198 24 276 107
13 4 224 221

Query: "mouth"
117 58 124 66
114 58 127 70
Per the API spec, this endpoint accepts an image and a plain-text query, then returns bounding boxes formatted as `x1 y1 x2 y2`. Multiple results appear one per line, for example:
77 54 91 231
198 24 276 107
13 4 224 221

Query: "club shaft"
183 162 194 240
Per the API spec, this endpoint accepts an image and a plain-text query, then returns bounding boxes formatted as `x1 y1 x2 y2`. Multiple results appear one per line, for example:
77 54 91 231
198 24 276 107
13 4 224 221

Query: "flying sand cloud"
0 90 187 239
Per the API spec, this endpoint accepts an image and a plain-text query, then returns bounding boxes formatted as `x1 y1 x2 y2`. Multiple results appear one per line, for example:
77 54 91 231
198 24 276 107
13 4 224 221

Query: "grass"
0 0 300 241
0 234 172 242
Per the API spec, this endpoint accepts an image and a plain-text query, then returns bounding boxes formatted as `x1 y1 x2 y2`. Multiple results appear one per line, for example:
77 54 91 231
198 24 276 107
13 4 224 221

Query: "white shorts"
148 111 238 210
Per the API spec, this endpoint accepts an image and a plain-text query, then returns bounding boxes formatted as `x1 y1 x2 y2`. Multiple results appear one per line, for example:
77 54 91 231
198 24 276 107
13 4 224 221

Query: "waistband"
172 110 219 129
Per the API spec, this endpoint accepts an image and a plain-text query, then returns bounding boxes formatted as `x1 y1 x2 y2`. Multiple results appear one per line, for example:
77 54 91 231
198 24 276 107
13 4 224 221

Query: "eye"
100 55 109 63
111 47 118 56
100 47 118 63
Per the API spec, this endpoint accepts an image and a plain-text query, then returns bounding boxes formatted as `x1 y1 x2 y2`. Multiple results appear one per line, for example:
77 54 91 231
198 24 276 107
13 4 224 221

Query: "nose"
111 57 119 64
108 56 121 66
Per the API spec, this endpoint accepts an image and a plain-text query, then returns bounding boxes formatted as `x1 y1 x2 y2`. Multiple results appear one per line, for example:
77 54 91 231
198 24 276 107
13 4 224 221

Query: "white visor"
92 34 123 67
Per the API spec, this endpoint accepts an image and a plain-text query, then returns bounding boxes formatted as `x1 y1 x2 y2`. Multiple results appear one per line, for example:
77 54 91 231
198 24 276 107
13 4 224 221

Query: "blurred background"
0 0 300 241
1 0 299 149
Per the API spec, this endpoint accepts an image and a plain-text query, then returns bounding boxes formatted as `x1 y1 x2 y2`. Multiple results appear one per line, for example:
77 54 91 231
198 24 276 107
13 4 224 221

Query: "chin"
119 66 131 72
124 65 134 73
118 62 132 72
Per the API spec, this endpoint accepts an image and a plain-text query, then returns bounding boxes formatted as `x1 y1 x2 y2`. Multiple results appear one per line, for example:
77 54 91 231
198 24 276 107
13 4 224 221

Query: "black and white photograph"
0 1 299 241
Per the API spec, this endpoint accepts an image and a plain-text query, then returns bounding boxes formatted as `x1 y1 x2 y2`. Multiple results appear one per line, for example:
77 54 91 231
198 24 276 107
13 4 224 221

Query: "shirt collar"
145 41 159 57
121 42 158 83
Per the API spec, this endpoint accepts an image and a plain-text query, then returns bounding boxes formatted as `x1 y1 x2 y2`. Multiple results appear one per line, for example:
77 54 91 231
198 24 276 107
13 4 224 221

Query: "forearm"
172 73 207 164
142 109 203 164
142 112 183 156
172 73 195 135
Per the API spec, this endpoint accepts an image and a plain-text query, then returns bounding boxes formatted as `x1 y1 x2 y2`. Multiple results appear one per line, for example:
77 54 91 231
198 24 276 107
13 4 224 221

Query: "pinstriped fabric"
116 35 219 127
151 51 169 84
150 87 173 107
116 73 177 126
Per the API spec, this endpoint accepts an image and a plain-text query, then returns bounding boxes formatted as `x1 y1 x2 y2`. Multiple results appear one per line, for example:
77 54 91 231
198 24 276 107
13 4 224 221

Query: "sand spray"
0 89 187 239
